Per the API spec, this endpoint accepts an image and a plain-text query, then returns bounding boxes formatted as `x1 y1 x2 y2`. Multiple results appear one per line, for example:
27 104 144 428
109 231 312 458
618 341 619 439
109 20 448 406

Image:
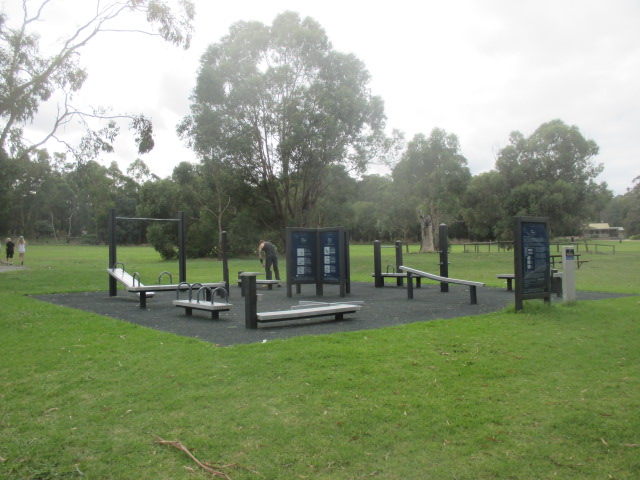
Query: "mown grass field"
1 241 639 479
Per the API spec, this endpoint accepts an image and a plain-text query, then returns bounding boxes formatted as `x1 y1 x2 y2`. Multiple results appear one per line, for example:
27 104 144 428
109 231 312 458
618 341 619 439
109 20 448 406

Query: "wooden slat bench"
399 266 485 304
173 284 231 319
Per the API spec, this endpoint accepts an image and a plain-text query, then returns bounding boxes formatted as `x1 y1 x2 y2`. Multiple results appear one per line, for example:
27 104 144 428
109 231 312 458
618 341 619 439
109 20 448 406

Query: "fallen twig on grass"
155 437 232 479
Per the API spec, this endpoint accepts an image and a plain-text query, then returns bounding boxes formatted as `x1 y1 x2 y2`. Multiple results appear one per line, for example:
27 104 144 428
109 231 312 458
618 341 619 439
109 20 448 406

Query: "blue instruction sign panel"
520 221 550 294
319 230 341 282
286 226 350 297
289 230 316 282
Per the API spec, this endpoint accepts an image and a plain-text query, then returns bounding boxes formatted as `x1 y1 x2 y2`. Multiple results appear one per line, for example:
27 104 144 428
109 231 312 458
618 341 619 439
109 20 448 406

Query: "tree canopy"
0 5 626 248
0 0 194 161
392 128 471 251
464 119 610 238
178 11 387 235
0 0 194 235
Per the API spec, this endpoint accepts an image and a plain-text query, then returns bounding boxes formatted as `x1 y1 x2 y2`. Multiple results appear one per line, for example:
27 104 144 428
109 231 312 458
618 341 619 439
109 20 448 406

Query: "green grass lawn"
1 241 639 479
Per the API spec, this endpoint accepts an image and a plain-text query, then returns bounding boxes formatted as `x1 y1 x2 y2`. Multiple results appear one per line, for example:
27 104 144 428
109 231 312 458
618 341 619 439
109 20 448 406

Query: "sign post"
561 246 577 302
513 217 551 311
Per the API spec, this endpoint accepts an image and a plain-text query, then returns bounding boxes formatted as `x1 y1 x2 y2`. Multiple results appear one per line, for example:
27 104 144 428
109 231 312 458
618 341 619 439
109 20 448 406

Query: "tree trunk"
419 210 435 253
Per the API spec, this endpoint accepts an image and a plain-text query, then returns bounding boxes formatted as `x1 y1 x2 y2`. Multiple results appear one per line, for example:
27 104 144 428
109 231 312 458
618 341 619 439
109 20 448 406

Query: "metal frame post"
108 208 117 296
439 224 449 292
241 273 259 329
395 240 404 286
373 240 383 287
178 211 186 283
222 231 229 293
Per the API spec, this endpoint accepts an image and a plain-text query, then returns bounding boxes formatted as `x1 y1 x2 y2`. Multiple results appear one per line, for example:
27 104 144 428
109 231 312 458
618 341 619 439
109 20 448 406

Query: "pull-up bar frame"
108 208 186 296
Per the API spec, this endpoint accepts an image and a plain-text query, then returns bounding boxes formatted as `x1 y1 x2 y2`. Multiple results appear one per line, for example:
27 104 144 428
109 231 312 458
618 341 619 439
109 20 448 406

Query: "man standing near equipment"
258 240 281 286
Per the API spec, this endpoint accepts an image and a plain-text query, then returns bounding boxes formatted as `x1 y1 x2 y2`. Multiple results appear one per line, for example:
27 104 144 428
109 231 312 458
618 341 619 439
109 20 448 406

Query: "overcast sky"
7 0 640 195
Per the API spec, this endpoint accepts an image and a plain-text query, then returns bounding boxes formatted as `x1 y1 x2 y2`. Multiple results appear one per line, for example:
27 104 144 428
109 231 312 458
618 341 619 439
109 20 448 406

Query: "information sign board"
286 227 350 297
521 221 550 294
513 217 551 311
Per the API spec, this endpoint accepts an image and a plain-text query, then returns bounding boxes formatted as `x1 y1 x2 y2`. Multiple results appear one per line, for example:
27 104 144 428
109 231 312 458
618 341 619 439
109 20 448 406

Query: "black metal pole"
344 229 351 294
395 240 404 286
178 211 186 283
407 271 414 299
108 208 117 296
373 240 383 287
439 224 449 292
242 273 258 329
222 231 229 293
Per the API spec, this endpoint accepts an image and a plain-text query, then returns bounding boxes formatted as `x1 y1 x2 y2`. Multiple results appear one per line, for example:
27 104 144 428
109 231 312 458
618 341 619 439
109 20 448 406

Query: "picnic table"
550 254 589 269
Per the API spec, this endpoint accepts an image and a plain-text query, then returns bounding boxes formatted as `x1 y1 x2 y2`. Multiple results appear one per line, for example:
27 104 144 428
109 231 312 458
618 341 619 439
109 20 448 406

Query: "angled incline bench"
108 264 224 308
399 266 485 304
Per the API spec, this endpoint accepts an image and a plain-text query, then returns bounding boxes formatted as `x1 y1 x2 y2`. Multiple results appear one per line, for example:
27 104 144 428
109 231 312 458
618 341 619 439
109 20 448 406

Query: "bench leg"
469 286 478 305
185 307 192 316
139 292 147 309
407 272 414 300
211 310 219 319
506 278 513 291
336 313 344 320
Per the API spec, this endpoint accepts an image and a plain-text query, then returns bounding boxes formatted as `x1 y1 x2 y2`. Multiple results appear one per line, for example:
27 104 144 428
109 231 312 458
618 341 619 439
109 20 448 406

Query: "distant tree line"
2 6 637 258
2 117 636 258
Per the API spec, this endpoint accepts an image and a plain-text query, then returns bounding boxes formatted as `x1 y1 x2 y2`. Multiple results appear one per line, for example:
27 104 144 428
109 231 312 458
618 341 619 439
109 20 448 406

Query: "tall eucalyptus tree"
179 11 386 236
392 128 471 252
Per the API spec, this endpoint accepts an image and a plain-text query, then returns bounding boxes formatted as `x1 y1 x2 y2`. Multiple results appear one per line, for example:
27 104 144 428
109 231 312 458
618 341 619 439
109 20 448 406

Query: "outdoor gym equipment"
107 208 230 306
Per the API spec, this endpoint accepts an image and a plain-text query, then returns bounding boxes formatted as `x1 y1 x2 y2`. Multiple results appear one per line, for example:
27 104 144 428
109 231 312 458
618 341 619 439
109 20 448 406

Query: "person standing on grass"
5 238 14 265
17 236 26 265
258 240 281 286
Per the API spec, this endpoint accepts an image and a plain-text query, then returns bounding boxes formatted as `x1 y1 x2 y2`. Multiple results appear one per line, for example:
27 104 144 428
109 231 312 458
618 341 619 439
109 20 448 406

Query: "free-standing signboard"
513 216 551 311
286 227 350 297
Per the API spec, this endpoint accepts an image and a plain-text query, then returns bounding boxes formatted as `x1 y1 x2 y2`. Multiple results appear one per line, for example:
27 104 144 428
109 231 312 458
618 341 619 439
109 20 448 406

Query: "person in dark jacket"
5 238 15 265
258 240 281 286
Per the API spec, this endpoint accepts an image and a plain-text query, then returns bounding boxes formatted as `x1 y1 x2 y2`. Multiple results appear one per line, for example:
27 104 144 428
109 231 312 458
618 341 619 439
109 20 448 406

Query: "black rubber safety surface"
34 282 625 347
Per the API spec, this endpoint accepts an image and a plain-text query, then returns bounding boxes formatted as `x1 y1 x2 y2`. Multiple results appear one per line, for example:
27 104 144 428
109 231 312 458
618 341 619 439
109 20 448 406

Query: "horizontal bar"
116 217 180 222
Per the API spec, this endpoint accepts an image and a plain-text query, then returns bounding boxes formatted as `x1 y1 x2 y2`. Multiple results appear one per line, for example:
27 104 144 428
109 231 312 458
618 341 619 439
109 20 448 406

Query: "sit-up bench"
399 266 485 304
239 272 361 329
255 303 361 324
173 283 231 319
